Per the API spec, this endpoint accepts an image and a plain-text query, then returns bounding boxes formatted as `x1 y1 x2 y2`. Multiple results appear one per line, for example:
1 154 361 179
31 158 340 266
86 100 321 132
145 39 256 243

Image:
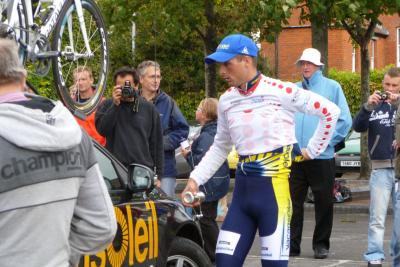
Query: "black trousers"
195 200 219 262
289 158 335 252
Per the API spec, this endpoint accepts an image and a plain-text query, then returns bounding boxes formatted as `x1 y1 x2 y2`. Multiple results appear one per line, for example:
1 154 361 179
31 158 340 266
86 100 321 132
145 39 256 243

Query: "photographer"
95 67 163 179
353 67 400 267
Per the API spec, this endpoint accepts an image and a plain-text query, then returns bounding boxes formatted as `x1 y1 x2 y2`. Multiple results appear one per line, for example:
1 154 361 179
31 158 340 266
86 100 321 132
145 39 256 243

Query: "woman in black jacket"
181 98 230 262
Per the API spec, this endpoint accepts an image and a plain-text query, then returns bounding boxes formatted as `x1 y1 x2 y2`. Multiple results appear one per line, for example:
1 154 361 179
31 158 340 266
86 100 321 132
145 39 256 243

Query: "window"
397 28 400 67
370 39 375 70
94 147 122 190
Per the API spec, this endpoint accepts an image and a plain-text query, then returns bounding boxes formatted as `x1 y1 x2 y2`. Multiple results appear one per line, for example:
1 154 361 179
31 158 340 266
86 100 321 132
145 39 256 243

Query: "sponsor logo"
241 47 249 54
218 44 230 50
82 201 159 267
1 151 83 180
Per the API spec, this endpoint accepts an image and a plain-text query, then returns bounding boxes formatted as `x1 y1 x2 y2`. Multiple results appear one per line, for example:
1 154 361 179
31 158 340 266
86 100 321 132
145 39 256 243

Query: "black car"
79 142 211 267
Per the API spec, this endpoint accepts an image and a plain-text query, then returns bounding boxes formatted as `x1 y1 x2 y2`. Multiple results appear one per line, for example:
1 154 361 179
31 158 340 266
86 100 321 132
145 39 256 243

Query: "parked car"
335 130 360 177
79 141 211 267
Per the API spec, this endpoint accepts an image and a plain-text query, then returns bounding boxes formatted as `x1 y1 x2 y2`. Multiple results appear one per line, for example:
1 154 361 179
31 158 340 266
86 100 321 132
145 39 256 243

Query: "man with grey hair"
137 60 189 197
0 39 117 267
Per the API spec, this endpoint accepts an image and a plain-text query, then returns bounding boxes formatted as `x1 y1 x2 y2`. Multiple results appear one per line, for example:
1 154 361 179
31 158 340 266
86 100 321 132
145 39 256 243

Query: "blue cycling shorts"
215 145 293 267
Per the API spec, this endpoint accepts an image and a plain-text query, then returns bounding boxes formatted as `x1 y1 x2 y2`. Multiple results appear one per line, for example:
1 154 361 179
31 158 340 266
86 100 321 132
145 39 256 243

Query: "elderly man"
289 48 352 260
0 39 117 267
181 34 340 267
137 60 189 197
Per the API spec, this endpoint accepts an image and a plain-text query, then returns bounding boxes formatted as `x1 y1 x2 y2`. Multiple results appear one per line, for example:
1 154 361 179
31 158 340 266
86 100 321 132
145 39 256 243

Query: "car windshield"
348 131 360 140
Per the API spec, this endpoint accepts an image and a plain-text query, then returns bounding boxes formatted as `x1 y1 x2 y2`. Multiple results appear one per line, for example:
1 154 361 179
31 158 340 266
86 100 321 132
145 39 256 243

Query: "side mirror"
127 164 154 193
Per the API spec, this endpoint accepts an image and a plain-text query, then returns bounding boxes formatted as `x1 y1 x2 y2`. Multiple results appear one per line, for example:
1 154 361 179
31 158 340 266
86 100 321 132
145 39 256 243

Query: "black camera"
121 80 135 98
377 91 388 101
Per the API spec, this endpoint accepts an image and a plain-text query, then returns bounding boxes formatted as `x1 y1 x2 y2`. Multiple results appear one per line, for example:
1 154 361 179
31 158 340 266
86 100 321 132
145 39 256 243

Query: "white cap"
296 48 324 66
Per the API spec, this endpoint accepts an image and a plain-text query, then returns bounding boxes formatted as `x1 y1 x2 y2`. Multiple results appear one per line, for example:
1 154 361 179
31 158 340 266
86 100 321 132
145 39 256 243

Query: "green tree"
98 0 297 99
331 0 400 179
298 0 334 75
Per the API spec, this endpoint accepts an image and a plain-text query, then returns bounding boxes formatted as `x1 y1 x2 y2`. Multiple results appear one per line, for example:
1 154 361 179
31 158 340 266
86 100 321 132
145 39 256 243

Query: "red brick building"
261 9 400 80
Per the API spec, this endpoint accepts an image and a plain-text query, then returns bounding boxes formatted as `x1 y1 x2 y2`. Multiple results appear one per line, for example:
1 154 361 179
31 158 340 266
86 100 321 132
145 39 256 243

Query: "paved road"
241 211 393 267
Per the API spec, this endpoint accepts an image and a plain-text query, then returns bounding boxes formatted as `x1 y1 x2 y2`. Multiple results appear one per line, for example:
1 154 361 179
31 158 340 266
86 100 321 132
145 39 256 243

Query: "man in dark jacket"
353 67 400 267
137 60 189 197
95 67 164 178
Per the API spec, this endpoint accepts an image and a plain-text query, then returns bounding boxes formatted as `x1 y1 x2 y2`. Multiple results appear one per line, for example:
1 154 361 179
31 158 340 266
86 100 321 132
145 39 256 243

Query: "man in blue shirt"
290 48 352 259
137 60 189 197
354 68 400 267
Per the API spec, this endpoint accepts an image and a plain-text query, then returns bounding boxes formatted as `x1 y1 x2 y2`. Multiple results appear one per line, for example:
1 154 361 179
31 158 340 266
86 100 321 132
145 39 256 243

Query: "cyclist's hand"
301 148 311 161
180 147 190 158
112 85 122 106
181 178 199 207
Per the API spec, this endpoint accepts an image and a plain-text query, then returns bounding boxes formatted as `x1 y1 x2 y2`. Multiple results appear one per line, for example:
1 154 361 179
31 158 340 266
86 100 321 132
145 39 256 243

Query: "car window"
94 147 122 190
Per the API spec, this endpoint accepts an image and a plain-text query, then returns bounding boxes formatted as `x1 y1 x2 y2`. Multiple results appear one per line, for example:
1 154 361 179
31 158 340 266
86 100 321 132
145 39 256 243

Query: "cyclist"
181 33 340 267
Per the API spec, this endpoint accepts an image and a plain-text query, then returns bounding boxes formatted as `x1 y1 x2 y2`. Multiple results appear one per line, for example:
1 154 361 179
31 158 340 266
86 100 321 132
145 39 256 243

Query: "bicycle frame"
5 0 92 58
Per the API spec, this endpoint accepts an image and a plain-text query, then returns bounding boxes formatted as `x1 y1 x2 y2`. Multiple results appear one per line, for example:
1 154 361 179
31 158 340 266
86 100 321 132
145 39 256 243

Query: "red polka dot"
326 125 331 128
243 109 253 113
322 108 327 114
286 87 292 94
272 82 276 86
324 132 329 135
323 138 326 140
327 117 332 122
314 102 320 109
278 84 284 89
319 143 323 146
267 81 271 84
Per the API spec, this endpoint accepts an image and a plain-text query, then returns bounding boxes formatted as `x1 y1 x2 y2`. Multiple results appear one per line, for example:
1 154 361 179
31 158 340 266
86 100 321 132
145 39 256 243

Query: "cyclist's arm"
282 82 340 159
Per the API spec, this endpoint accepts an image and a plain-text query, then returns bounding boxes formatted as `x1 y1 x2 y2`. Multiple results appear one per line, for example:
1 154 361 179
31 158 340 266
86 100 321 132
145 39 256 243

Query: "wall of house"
261 12 400 80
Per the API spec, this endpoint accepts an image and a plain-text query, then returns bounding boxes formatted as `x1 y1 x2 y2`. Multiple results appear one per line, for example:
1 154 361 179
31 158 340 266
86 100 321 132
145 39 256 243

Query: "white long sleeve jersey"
190 74 340 186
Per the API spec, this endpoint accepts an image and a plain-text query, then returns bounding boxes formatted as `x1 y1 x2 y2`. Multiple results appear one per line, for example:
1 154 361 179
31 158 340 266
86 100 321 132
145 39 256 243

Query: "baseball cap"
296 48 324 66
205 34 259 64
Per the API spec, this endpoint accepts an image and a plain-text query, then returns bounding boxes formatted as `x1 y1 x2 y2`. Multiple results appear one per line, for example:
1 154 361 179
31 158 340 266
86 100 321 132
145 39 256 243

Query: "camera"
377 91 388 101
183 191 205 204
121 80 136 99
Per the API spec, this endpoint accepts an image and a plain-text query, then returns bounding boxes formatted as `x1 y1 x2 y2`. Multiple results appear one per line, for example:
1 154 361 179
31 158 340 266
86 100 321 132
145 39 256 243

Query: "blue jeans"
364 168 396 262
160 176 176 198
392 181 400 267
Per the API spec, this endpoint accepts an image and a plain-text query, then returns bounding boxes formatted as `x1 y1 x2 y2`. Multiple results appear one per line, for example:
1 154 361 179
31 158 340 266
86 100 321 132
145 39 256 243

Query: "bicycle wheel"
51 0 108 115
0 1 29 63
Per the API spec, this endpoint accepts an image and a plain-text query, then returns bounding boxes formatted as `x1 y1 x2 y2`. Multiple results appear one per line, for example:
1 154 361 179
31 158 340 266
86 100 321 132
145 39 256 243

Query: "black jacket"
353 102 396 161
95 97 164 177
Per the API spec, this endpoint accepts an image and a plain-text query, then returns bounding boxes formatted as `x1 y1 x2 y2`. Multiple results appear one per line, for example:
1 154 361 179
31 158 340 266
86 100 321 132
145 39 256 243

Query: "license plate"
340 160 361 167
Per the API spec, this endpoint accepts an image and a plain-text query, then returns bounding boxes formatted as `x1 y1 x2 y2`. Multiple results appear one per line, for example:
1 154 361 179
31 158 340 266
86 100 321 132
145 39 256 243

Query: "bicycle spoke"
77 28 99 55
91 44 102 55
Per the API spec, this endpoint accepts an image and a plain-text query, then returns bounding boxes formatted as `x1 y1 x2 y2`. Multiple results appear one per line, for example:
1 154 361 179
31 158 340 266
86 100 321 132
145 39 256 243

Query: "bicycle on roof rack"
0 0 108 115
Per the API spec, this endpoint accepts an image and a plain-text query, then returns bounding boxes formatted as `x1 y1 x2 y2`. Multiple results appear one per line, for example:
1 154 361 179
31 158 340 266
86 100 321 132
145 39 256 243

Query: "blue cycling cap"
205 34 259 64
